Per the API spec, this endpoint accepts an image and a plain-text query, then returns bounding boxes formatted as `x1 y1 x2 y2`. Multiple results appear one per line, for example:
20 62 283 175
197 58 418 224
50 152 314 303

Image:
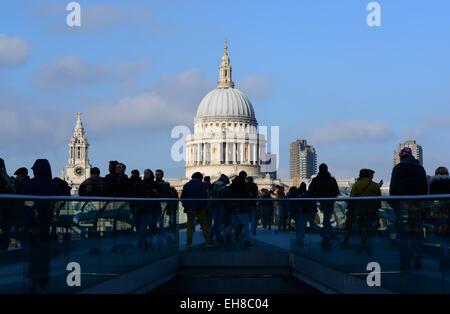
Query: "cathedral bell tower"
65 113 91 193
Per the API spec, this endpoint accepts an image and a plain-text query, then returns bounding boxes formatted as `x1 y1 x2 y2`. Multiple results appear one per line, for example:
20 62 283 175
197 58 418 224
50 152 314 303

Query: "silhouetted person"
166 186 179 237
203 176 213 228
135 169 161 249
181 172 212 249
13 167 30 194
128 169 142 219
154 169 174 237
308 163 340 249
105 163 130 197
0 158 16 252
103 160 118 196
429 166 450 270
274 187 286 232
429 167 450 195
209 174 229 244
52 177 72 196
246 176 259 236
259 188 273 230
342 169 381 255
390 147 428 269
78 167 103 196
285 186 298 231
223 171 252 247
22 159 62 292
295 183 318 246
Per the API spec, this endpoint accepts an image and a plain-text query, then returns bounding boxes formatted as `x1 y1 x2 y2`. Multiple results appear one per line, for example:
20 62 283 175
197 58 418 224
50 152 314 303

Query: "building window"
77 147 81 159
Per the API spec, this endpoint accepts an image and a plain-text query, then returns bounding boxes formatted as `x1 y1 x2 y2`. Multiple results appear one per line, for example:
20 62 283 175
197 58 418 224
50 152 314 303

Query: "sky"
1 0 450 182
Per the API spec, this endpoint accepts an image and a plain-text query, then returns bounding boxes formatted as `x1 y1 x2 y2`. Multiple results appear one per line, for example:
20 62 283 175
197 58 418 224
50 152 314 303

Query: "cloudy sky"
1 0 450 181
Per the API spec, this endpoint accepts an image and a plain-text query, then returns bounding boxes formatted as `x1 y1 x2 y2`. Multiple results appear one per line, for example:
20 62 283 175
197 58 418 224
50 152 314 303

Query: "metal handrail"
1 194 450 202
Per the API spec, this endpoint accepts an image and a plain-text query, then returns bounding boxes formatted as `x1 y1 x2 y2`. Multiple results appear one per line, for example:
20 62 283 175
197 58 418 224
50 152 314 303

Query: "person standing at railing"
308 163 340 249
22 159 64 293
246 176 259 237
78 167 104 196
12 167 30 195
285 186 297 231
203 176 213 229
102 160 119 196
259 188 273 230
295 182 319 247
390 147 428 270
342 169 381 255
135 169 161 250
155 169 174 239
0 158 16 252
274 187 286 233
181 172 213 249
429 166 450 270
209 174 229 244
223 171 252 247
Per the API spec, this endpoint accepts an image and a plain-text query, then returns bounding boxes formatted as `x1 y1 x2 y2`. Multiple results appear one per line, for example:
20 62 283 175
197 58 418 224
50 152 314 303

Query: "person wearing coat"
295 183 318 246
389 147 428 269
429 166 450 270
22 159 63 292
0 158 16 252
181 172 212 249
308 163 340 248
342 169 381 253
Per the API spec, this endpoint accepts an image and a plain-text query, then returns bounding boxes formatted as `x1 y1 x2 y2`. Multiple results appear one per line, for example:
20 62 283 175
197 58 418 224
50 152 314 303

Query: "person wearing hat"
12 167 30 194
389 146 428 270
342 169 382 254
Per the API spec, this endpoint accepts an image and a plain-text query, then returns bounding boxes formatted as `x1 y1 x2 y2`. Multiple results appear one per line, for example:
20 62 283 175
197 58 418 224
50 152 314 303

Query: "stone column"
225 142 229 164
240 142 244 164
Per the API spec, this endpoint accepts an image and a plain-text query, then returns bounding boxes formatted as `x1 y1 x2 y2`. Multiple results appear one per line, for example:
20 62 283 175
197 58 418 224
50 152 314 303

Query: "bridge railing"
0 194 449 293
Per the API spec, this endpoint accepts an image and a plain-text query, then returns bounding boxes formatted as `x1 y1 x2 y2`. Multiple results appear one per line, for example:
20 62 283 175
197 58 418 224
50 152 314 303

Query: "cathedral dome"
195 87 256 123
195 40 257 124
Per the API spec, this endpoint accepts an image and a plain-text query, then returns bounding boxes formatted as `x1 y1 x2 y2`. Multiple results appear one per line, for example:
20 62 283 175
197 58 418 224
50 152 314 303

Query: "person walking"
308 163 340 249
181 172 212 249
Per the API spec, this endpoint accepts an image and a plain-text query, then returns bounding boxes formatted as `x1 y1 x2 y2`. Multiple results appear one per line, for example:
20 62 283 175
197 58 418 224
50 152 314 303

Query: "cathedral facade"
185 42 271 181
63 113 92 194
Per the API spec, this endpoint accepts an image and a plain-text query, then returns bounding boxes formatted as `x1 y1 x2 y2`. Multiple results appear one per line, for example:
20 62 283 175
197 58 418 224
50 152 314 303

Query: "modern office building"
290 139 317 180
393 140 423 165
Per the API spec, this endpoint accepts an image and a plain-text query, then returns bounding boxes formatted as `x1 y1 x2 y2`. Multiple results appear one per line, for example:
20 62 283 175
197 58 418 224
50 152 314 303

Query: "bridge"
0 195 449 294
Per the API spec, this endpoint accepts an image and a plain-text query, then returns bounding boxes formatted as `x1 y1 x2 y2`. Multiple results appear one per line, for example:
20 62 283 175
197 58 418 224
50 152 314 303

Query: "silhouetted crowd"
1 144 450 291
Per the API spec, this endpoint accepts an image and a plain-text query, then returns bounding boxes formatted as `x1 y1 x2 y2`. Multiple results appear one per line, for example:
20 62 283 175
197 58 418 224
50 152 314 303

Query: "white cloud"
84 69 214 134
310 120 393 144
239 75 271 99
0 34 29 66
34 55 151 90
34 55 108 89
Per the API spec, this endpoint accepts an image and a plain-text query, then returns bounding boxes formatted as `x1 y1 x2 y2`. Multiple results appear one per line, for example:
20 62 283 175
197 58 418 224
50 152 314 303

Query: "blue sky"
1 0 450 181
